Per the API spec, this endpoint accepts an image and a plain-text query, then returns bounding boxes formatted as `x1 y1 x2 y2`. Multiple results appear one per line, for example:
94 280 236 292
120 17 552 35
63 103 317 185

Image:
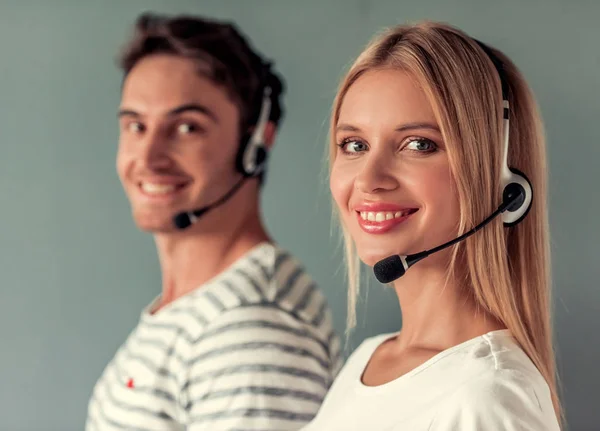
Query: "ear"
263 121 277 149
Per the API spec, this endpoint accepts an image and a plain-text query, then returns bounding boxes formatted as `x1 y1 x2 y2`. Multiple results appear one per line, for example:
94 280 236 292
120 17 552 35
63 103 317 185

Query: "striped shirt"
86 242 342 431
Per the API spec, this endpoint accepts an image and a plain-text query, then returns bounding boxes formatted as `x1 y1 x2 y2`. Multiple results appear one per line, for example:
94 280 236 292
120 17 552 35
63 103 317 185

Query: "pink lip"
355 208 418 234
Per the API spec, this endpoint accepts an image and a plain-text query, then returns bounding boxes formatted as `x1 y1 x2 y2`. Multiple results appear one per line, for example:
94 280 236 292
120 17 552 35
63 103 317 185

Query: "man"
86 12 341 431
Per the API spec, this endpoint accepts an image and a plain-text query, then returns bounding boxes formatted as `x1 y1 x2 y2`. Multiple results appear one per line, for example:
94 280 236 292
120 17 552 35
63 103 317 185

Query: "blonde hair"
330 21 561 421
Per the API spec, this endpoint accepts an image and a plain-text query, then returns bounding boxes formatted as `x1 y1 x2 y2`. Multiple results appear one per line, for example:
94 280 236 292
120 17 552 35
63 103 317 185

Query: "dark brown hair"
118 12 285 134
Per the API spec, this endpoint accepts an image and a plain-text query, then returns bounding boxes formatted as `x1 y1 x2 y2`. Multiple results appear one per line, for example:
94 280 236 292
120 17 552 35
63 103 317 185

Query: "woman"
303 21 561 430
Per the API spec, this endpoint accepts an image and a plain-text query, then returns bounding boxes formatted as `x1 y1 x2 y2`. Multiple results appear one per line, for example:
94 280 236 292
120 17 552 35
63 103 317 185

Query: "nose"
354 150 399 194
138 129 173 171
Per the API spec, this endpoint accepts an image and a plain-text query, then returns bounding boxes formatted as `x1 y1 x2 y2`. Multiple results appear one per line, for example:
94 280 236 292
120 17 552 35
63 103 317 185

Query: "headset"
475 40 533 227
236 72 272 177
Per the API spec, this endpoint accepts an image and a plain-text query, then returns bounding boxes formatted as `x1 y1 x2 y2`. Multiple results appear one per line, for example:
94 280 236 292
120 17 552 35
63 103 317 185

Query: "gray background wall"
0 0 598 429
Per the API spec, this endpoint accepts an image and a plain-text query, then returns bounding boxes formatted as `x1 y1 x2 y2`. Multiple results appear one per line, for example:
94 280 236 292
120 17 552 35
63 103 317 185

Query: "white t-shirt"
86 242 342 431
302 330 560 430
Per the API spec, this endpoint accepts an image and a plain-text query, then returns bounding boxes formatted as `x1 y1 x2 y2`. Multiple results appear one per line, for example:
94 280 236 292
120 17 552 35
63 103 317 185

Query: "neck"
391 254 505 351
153 207 269 311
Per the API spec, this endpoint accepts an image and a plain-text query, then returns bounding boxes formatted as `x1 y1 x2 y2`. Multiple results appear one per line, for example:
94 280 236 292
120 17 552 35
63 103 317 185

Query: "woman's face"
330 68 460 267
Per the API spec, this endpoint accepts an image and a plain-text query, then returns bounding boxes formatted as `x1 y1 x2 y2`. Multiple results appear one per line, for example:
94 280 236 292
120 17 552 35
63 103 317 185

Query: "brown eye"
177 122 205 135
127 122 144 133
177 123 194 134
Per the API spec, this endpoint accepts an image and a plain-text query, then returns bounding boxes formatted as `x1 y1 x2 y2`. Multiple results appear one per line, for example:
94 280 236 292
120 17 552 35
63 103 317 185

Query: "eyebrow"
117 103 219 123
336 122 440 133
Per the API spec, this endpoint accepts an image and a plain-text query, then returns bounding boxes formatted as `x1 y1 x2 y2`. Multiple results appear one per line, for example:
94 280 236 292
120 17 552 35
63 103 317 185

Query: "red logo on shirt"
126 378 134 389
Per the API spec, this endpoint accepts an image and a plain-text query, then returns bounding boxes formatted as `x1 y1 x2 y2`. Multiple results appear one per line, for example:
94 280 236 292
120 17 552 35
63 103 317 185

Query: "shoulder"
159 243 340 374
431 368 558 430
247 243 341 358
263 244 331 321
190 303 334 368
209 242 332 327
178 303 341 423
429 333 560 430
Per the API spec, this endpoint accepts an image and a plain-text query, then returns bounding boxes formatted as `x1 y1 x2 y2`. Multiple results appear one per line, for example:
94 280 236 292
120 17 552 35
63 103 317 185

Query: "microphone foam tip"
173 213 192 230
373 255 405 283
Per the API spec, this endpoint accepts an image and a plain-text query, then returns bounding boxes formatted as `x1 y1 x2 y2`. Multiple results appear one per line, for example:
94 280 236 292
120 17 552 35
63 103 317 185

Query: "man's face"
116 54 244 233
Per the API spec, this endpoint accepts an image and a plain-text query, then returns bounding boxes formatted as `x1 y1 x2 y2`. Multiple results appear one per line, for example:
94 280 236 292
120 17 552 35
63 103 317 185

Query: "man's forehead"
123 56 219 96
119 55 241 121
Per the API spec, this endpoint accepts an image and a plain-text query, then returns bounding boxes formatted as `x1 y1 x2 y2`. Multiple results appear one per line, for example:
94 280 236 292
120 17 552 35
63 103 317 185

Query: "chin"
135 222 174 234
352 228 433 267
131 209 176 233
356 247 397 268
352 234 412 267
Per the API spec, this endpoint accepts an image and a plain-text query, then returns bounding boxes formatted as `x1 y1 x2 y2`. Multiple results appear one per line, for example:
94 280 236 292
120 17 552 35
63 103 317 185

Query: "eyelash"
124 121 145 134
175 120 208 136
336 136 438 155
122 121 206 136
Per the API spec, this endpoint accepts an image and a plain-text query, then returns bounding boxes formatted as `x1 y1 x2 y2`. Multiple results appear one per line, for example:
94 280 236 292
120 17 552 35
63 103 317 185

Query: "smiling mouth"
357 209 418 222
138 182 188 197
355 208 418 234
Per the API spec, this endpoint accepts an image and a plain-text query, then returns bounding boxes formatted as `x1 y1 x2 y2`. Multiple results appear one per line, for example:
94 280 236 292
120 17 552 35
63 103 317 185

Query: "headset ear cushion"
503 182 526 212
254 147 267 171
502 167 533 227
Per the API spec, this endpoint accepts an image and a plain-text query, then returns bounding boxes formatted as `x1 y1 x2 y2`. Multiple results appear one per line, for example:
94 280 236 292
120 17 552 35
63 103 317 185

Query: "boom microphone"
172 176 247 230
373 183 524 283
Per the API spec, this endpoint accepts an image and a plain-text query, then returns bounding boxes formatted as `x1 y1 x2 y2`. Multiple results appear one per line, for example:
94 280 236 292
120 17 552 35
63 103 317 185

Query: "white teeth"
141 183 177 195
359 210 412 221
